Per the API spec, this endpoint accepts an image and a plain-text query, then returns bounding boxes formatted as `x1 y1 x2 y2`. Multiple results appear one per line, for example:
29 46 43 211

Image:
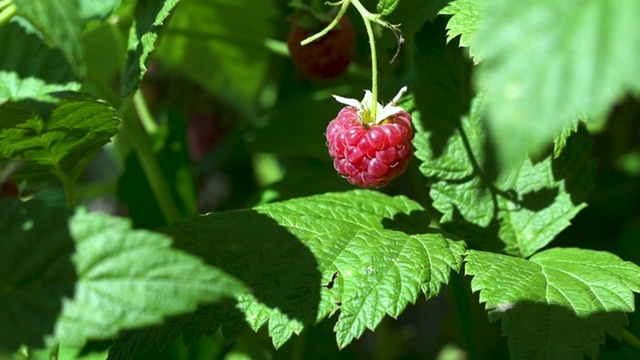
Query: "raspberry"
287 15 355 80
326 87 414 187
186 112 225 162
0 180 19 199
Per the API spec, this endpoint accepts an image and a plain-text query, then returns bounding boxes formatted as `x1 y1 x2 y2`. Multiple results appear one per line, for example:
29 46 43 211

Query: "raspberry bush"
1 0 640 359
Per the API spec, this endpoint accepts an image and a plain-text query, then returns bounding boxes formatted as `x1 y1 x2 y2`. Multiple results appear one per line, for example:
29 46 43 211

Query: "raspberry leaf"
0 93 119 186
473 0 640 169
0 21 80 102
412 19 594 257
0 194 243 351
439 0 481 62
13 0 86 75
377 0 400 16
109 190 465 353
123 0 180 96
78 0 123 20
465 248 640 359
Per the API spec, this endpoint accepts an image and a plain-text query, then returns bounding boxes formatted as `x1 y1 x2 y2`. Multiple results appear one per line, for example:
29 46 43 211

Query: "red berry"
0 180 19 199
326 95 414 187
287 15 355 80
187 112 225 162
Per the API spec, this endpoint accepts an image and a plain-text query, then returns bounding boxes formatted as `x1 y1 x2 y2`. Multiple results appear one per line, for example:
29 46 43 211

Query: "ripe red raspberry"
287 15 355 80
326 87 414 187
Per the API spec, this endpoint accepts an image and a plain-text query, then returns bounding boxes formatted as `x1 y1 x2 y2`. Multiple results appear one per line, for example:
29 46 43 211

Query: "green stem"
350 0 378 121
290 329 307 360
300 0 351 46
448 272 484 360
622 329 640 349
49 343 59 360
119 95 181 225
0 3 16 25
59 170 77 208
133 91 158 134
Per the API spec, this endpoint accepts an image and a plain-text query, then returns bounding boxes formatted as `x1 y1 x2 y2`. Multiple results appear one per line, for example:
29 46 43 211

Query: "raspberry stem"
300 0 351 46
350 0 379 123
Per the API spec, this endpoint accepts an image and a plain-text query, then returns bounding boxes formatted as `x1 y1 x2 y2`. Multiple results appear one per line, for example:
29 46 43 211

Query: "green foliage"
0 194 243 351
153 0 279 108
377 0 400 16
109 190 465 353
0 93 119 185
13 0 86 75
466 248 640 359
473 0 640 168
79 0 124 20
0 21 80 102
412 19 594 257
1 0 640 358
123 0 180 96
439 0 481 61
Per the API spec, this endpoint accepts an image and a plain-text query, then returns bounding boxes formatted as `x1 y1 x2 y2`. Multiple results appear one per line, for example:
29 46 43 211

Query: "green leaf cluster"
1 0 640 359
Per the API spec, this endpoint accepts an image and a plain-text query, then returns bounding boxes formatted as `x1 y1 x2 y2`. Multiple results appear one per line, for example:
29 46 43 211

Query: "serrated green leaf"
553 118 580 158
474 0 640 169
123 0 181 96
0 93 120 185
377 0 400 16
416 94 592 257
112 190 465 354
0 21 80 103
465 248 640 359
13 0 85 75
0 195 242 351
413 24 593 257
439 0 481 62
53 208 244 348
154 0 278 107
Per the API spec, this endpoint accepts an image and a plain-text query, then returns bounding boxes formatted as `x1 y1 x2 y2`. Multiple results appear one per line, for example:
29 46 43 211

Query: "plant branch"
350 0 379 121
119 95 181 225
133 91 158 134
622 328 640 350
300 0 350 46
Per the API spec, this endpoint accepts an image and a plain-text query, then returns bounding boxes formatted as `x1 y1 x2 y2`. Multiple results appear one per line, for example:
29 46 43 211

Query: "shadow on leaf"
381 210 434 235
109 210 322 357
551 125 595 206
518 187 559 212
414 16 473 158
487 300 631 359
166 210 322 325
444 207 505 254
0 194 76 351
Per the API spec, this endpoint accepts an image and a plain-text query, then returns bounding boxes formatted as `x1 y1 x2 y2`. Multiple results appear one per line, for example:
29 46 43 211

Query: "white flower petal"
376 104 405 124
332 94 362 109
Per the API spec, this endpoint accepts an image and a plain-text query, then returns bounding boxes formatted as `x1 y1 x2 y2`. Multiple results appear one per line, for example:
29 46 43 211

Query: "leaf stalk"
0 2 16 25
350 0 379 122
299 0 351 46
119 95 181 225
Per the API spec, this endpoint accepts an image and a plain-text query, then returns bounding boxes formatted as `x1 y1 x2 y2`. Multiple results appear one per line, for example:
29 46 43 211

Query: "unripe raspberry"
287 15 355 80
326 87 414 187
